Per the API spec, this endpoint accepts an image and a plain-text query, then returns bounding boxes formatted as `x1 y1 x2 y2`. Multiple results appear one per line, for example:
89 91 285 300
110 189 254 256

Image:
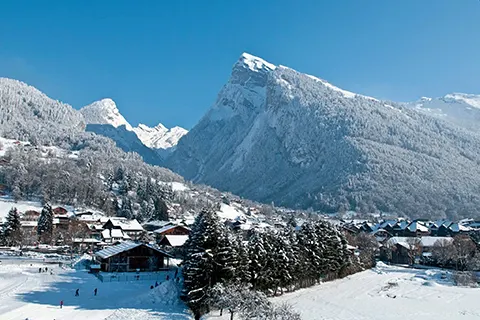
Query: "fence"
96 269 174 283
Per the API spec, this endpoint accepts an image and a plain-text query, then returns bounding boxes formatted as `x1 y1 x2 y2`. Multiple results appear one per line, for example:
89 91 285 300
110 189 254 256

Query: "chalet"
404 221 430 237
371 228 391 242
102 218 144 240
381 236 454 265
20 220 38 232
391 220 409 236
101 228 131 243
95 241 174 272
53 207 68 215
22 210 41 221
153 224 190 239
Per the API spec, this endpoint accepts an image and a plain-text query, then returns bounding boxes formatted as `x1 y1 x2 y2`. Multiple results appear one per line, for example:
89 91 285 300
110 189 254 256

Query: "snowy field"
208 263 480 320
0 258 190 320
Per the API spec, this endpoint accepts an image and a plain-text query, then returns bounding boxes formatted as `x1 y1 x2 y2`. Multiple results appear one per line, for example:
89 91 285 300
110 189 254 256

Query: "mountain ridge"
166 53 480 220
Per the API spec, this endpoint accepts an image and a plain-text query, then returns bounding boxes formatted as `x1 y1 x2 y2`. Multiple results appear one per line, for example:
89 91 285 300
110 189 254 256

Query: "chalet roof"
95 241 173 259
406 221 429 233
387 236 453 248
153 224 190 234
103 218 143 231
161 235 189 247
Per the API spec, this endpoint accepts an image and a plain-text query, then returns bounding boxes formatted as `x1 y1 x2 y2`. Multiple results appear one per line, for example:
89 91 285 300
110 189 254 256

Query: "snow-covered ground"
0 258 191 320
207 263 480 320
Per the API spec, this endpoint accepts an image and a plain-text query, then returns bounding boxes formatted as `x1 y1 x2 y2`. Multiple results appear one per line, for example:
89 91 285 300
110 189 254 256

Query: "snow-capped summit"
132 123 188 149
406 92 480 132
80 98 133 131
80 98 187 150
238 52 277 73
167 52 480 220
443 93 480 109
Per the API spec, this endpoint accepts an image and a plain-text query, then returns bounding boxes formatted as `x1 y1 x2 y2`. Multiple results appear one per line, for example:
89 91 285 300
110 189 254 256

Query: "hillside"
0 78 85 144
167 53 480 220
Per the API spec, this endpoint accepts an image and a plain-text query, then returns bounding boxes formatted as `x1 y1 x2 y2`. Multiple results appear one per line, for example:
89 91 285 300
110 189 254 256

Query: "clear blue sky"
1 0 479 129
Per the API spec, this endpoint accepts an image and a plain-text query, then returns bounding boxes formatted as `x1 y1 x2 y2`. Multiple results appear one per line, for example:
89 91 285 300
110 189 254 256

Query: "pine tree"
153 197 169 221
3 207 22 246
181 208 225 319
37 203 53 243
248 230 268 290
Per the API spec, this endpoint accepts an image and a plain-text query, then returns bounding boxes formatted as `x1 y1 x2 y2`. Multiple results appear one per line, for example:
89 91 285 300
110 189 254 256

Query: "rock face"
0 77 85 142
167 53 480 219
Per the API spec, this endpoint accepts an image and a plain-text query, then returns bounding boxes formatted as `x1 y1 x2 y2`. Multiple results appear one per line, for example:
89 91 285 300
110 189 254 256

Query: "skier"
39 267 42 273
75 289 79 296
166 275 170 281
94 288 97 296
60 300 64 309
155 281 158 287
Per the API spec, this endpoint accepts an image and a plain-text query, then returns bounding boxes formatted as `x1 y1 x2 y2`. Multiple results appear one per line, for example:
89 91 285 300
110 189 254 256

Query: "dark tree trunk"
230 310 234 320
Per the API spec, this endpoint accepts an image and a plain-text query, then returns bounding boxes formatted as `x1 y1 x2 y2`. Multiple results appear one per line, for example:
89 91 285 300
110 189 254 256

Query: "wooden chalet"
154 224 190 239
95 241 174 272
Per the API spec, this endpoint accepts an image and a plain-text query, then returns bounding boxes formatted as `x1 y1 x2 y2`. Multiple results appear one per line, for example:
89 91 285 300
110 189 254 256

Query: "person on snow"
94 288 97 296
155 281 158 287
75 289 79 296
60 300 64 309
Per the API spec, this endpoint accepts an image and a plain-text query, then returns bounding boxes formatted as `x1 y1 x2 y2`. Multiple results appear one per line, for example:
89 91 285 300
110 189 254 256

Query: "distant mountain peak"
132 123 188 150
80 98 132 131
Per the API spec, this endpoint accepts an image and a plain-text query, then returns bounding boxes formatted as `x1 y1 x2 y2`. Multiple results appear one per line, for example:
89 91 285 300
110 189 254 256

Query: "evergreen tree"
3 207 22 246
153 197 169 221
182 208 225 319
37 203 53 243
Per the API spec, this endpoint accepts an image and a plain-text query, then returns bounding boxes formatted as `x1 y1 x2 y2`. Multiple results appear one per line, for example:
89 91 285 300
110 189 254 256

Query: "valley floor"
1 256 479 320
208 262 480 320
0 257 191 320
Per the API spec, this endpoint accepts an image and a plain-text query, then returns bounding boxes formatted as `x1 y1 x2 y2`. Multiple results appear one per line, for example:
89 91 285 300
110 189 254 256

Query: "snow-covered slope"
0 78 85 142
132 123 188 149
167 53 480 220
405 93 480 132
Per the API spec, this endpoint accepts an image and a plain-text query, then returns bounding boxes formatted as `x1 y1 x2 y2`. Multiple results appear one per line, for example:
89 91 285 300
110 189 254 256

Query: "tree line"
181 208 359 319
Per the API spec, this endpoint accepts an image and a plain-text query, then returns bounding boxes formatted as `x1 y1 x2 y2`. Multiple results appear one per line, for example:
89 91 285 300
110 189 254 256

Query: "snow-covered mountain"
0 78 85 142
81 98 133 130
132 124 188 149
167 53 480 219
405 93 480 132
80 99 187 151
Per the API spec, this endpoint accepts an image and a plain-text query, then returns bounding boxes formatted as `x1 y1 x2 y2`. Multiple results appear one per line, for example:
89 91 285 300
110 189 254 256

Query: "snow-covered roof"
101 229 111 239
387 236 453 248
449 223 471 232
95 241 173 259
407 221 429 233
153 224 190 234
162 235 189 247
73 238 101 243
104 218 143 231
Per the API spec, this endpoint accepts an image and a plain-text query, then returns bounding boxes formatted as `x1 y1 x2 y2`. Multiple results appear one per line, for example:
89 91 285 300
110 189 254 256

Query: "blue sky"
1 0 479 129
